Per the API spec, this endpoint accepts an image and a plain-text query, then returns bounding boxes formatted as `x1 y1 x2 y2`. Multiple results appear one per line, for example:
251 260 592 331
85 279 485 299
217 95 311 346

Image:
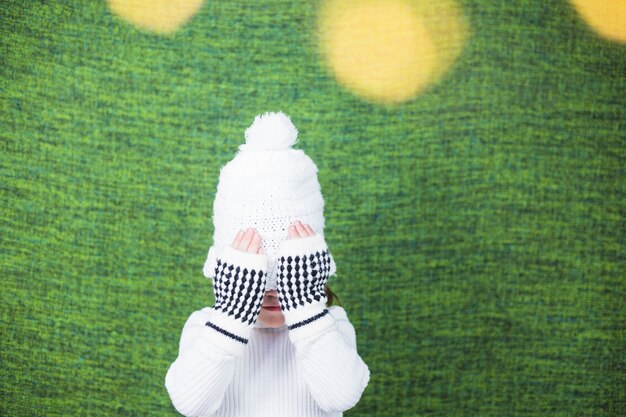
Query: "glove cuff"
202 309 254 356
283 302 335 343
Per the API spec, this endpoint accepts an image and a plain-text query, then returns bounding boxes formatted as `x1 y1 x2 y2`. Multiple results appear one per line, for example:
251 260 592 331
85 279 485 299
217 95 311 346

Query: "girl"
165 112 370 417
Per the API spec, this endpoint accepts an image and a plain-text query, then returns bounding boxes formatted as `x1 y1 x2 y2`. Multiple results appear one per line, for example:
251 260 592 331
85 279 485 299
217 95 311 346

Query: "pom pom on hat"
243 112 298 150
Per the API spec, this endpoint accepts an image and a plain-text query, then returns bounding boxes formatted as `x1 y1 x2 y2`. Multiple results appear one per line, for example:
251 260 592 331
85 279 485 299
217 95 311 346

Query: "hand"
287 221 315 239
231 227 264 254
277 221 331 312
212 228 267 326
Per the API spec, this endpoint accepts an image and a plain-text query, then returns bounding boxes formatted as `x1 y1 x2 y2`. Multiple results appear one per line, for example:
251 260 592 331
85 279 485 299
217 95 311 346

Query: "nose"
265 289 278 297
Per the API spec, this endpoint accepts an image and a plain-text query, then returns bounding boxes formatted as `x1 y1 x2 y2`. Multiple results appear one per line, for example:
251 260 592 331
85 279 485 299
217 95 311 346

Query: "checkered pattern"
277 249 331 311
213 258 266 325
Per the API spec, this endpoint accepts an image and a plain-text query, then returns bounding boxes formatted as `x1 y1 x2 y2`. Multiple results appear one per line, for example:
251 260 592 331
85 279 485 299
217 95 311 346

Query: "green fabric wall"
1 1 624 415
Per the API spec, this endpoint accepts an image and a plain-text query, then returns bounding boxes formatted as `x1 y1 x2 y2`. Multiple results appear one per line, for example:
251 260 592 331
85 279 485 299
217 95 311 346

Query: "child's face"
257 289 285 328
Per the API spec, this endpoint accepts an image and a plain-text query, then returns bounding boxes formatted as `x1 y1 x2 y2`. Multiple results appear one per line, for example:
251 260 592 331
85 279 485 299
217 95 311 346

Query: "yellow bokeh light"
571 0 626 42
107 0 206 34
318 0 469 104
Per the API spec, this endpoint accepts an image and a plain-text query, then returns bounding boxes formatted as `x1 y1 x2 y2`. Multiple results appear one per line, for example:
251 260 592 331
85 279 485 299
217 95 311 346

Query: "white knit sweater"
165 305 370 417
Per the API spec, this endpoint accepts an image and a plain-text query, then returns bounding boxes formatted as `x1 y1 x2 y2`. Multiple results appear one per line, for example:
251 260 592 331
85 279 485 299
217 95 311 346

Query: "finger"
257 246 264 255
248 230 262 254
303 223 315 237
237 227 255 251
294 221 308 238
231 230 245 248
288 223 300 239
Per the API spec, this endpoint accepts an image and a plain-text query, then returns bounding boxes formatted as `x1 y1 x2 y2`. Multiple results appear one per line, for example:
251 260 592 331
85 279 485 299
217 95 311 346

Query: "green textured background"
1 0 624 416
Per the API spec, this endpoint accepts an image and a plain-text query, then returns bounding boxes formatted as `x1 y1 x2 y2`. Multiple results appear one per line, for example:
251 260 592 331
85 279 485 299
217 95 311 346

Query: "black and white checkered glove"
276 234 334 335
204 246 267 352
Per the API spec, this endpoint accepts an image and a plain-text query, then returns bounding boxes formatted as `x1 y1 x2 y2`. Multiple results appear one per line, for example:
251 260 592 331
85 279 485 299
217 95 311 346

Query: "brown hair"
324 285 341 307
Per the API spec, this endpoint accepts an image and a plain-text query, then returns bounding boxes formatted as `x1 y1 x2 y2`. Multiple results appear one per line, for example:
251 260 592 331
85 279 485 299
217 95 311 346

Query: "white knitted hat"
203 112 336 289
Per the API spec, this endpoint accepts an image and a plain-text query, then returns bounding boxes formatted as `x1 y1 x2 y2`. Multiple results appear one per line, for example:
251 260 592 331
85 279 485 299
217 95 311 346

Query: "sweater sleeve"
289 306 370 413
164 308 243 417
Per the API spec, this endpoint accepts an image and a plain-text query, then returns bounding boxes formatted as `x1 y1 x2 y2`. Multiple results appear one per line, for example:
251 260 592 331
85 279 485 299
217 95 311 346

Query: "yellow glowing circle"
571 0 626 42
107 0 206 34
319 0 469 104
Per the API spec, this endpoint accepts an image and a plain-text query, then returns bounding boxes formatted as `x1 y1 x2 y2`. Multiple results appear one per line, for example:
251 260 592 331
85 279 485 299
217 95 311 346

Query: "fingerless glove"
205 246 268 352
276 234 335 340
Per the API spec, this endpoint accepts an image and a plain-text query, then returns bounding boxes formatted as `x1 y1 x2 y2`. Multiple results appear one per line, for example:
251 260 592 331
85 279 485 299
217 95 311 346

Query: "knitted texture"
277 235 332 312
277 252 331 310
203 112 336 289
212 256 266 326
1 1 624 416
166 306 369 417
200 245 269 353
